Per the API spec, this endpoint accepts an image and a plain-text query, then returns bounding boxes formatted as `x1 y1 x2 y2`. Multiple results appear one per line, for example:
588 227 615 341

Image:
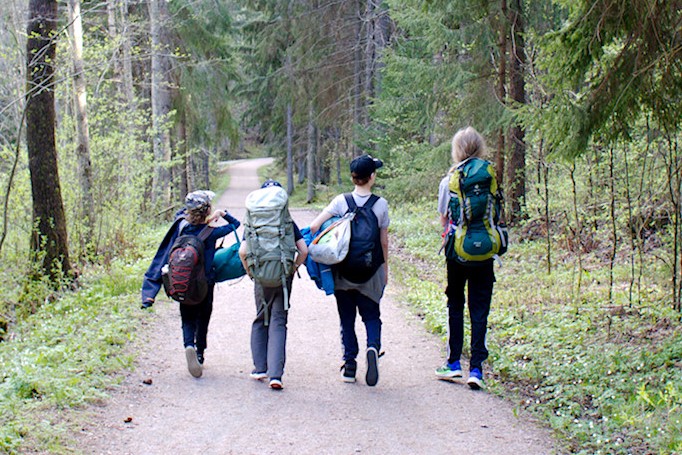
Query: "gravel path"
76 158 556 455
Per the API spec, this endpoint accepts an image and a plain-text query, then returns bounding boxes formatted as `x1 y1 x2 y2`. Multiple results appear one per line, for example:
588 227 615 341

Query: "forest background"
0 0 681 454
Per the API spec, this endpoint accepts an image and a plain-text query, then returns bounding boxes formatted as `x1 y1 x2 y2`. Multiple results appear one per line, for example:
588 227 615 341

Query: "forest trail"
75 158 555 455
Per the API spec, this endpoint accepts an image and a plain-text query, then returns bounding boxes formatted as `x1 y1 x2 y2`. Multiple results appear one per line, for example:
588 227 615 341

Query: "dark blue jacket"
141 212 240 304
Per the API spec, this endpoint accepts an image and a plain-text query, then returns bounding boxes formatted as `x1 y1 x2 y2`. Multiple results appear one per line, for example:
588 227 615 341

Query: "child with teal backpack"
436 127 506 390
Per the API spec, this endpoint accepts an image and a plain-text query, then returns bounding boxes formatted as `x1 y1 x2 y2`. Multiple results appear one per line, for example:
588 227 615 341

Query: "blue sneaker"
435 360 463 380
467 368 484 390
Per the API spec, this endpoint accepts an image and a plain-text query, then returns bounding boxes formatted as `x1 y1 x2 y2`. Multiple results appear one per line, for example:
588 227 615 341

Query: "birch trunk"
148 0 172 207
68 0 95 247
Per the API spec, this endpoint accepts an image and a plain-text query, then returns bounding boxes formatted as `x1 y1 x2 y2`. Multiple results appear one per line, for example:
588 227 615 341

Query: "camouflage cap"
184 190 215 211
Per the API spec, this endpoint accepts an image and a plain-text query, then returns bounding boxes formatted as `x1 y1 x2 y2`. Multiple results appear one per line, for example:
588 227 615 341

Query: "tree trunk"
176 114 188 199
540 138 551 274
107 0 117 42
364 0 376 109
26 0 72 280
119 0 135 110
495 0 507 187
352 0 364 156
148 0 172 207
306 104 317 203
108 0 135 110
286 103 294 195
429 51 445 146
68 0 95 249
297 142 306 185
506 0 526 221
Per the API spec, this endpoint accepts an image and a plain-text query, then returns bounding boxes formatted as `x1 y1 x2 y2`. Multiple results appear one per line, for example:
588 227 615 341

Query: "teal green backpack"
444 157 508 262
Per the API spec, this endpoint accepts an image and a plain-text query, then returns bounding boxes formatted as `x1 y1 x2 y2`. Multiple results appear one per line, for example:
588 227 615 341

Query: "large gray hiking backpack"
243 186 297 322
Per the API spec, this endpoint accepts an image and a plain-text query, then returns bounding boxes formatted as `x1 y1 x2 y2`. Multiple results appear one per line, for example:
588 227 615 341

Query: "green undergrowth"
0 227 164 454
0 181 238 453
390 203 682 455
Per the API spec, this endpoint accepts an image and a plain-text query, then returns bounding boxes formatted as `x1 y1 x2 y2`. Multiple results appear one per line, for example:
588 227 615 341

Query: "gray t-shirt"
323 192 390 229
323 191 389 303
438 173 452 217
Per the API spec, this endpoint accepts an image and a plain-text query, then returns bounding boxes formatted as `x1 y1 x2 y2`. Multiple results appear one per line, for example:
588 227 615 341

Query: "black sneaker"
185 346 202 378
366 347 379 387
340 359 357 383
197 352 205 365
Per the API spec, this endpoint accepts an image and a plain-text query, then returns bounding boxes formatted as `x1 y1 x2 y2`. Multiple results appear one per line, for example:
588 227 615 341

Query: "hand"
209 209 226 222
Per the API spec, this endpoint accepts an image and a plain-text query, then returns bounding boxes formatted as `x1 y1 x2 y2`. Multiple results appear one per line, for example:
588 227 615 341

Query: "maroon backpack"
162 223 213 305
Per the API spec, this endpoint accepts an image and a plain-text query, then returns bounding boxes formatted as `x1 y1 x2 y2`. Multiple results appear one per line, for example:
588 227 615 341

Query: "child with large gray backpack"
239 180 308 390
436 127 508 390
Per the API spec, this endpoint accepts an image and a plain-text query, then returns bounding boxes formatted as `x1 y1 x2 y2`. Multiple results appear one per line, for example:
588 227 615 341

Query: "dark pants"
180 283 214 355
445 260 495 371
335 289 381 361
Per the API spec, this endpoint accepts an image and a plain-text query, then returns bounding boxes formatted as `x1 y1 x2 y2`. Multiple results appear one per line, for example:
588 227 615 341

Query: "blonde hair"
451 127 486 164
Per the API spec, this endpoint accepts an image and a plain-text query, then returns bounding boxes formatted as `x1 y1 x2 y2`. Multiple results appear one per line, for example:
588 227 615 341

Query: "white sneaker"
269 378 283 390
185 346 202 378
250 371 267 380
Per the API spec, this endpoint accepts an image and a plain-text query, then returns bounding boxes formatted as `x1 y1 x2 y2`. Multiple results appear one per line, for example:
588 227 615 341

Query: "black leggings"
445 260 495 371
179 283 214 354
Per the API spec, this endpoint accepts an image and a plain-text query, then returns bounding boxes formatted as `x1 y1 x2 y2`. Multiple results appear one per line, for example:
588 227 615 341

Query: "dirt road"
76 158 555 455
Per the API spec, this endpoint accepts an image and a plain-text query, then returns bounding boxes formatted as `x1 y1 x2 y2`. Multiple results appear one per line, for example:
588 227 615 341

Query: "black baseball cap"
350 154 383 178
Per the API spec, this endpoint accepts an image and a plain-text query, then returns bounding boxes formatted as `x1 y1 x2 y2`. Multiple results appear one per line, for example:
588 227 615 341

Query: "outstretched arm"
310 211 333 235
293 238 308 275
238 241 250 278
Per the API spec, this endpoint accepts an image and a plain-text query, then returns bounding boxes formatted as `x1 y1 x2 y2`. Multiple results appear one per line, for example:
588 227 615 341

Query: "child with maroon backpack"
141 190 240 378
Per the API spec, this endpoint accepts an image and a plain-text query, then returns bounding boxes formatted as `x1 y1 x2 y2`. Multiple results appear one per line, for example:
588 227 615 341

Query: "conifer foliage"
0 0 680 311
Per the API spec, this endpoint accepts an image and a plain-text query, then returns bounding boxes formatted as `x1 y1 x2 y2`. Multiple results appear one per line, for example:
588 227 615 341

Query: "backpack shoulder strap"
344 193 357 212
180 221 213 241
197 225 214 242
363 194 380 210
178 219 189 235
